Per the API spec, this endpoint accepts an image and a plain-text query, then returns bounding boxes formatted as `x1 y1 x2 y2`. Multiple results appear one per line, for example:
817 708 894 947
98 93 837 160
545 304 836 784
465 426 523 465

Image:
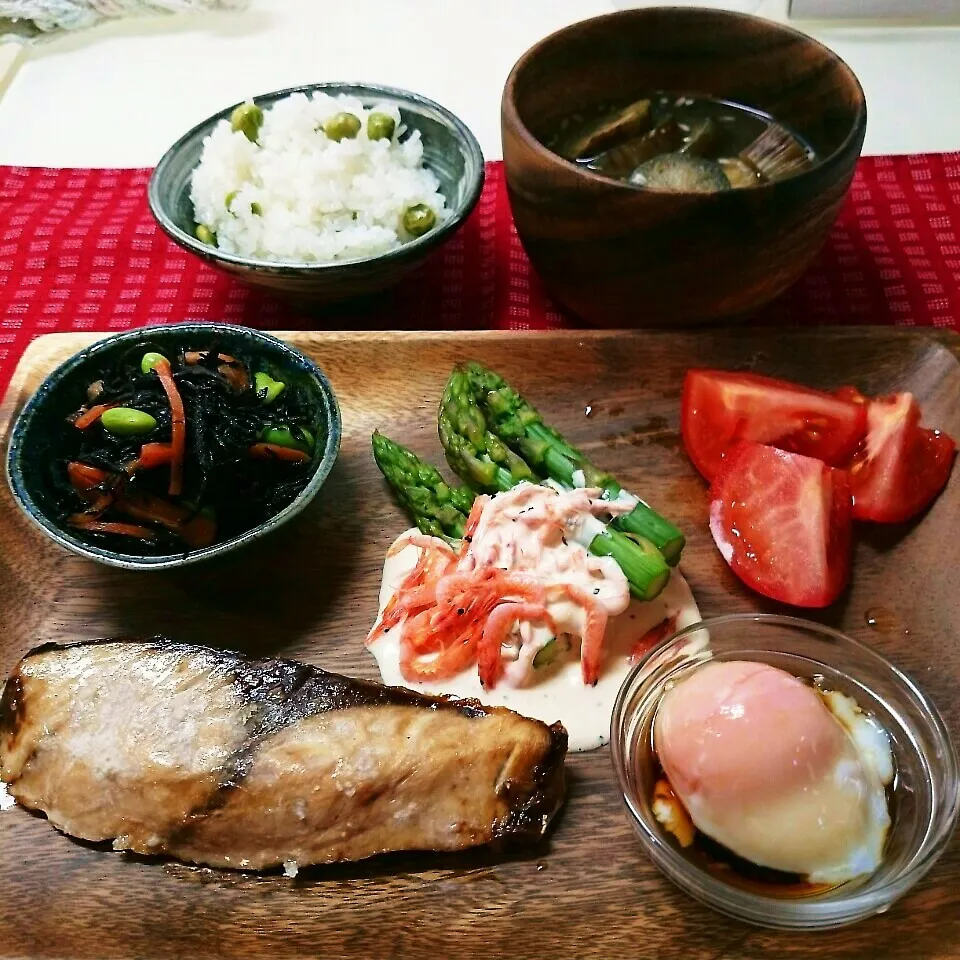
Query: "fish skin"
0 638 567 870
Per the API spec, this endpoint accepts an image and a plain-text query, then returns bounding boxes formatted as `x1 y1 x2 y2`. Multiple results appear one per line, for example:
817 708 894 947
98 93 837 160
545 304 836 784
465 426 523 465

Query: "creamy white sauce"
368 503 701 752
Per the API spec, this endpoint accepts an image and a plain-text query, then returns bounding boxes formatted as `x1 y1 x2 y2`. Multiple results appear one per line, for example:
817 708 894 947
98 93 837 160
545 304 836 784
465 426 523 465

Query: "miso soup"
547 92 818 193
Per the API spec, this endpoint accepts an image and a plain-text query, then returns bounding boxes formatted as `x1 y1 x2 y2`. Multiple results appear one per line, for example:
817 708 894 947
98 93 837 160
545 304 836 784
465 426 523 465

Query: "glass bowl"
609 613 959 930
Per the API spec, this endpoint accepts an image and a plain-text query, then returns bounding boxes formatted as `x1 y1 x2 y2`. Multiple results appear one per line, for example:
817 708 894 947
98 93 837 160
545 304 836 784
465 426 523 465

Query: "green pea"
322 112 361 142
402 203 436 238
261 425 314 452
367 112 396 141
195 224 216 245
254 371 285 404
225 190 238 209
101 407 157 437
230 101 264 143
250 201 263 216
140 351 168 374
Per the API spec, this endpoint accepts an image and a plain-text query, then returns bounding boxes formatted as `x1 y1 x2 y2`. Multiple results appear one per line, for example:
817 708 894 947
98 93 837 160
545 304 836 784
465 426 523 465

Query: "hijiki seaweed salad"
48 344 325 553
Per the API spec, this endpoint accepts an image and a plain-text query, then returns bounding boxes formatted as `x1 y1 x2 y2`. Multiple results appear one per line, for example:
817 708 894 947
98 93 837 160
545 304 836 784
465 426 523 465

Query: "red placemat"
1 156 959 397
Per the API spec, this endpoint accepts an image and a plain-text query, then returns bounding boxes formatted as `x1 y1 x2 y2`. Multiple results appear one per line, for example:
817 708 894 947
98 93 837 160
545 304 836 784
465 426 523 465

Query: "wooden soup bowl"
501 7 867 327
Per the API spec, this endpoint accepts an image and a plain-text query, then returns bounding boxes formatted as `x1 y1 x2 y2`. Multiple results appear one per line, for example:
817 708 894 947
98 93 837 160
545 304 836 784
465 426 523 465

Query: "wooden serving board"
1 328 959 960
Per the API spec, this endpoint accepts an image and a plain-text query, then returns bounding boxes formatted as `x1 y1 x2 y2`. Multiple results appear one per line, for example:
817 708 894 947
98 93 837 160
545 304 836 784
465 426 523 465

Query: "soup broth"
548 92 818 193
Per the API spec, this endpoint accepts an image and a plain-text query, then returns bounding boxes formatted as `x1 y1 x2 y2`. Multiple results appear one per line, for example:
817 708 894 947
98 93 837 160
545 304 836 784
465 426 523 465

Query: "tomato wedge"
682 370 867 481
846 392 956 523
709 441 853 608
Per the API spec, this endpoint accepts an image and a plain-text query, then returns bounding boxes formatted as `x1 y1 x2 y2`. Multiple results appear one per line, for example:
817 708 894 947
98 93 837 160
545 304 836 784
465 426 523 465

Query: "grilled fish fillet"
0 639 567 870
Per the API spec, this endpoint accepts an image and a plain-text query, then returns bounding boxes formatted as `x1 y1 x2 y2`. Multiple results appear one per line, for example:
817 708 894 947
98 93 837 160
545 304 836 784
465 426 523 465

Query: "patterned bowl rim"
6 323 342 570
148 82 486 273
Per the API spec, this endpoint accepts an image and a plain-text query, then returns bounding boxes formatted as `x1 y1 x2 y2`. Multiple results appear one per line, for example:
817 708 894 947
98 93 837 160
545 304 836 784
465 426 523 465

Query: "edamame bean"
402 203 436 238
254 371 285 404
230 101 264 143
322 112 361 142
140 352 168 374
195 224 216 245
261 425 314 451
367 112 396 141
101 407 157 437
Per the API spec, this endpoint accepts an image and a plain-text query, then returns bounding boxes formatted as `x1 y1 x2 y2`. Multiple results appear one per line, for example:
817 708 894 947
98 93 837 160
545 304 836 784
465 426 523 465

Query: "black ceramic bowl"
148 82 485 302
6 324 341 570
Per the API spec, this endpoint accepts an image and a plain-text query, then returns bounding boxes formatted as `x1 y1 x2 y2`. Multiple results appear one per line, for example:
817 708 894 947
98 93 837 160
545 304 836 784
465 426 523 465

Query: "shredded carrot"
153 358 186 497
85 491 116 517
126 442 173 473
116 490 216 547
248 443 310 463
67 461 110 492
67 462 116 515
178 513 218 549
219 365 249 392
118 489 190 528
67 459 215 548
184 350 248 391
184 350 237 365
72 403 114 430
67 515 156 540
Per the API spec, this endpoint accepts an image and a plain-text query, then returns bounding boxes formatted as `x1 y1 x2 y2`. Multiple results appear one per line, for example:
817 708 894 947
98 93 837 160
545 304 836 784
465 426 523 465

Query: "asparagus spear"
439 369 537 492
371 431 474 543
438 372 671 602
460 362 686 565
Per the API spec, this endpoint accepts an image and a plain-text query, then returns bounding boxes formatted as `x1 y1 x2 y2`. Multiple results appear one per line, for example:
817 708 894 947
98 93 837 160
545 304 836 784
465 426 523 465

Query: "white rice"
189 91 449 263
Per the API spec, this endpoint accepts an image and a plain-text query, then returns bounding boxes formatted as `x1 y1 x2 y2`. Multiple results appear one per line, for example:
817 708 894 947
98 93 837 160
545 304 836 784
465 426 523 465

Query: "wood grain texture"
0 328 958 960
501 8 867 328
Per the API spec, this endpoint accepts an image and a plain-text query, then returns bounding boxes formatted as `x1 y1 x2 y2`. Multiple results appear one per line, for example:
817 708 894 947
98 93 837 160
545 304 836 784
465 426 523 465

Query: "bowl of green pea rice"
149 83 485 302
6 324 341 570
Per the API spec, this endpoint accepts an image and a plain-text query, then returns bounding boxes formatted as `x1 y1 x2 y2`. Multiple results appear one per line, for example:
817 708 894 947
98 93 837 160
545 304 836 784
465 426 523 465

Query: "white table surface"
0 0 958 166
